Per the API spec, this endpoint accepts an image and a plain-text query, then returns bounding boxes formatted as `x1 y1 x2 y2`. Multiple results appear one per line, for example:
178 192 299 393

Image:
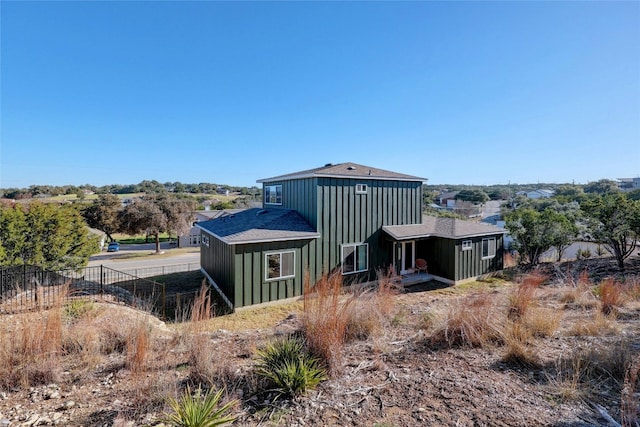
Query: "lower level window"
482 237 496 259
342 243 368 274
266 251 295 281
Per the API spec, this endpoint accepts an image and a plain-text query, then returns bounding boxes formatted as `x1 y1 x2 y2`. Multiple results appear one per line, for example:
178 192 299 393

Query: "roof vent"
256 209 268 216
347 166 357 170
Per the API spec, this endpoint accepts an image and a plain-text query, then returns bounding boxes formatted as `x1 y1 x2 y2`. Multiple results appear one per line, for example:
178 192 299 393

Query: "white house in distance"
517 189 555 199
618 177 640 192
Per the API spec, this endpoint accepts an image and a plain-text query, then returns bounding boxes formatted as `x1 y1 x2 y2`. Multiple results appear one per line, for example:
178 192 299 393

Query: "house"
618 177 640 192
524 189 554 199
197 163 506 309
178 209 244 247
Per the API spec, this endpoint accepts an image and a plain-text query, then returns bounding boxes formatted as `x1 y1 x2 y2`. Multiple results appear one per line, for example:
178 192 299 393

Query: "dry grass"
598 278 627 316
508 274 545 320
569 311 621 336
547 351 591 402
551 341 638 404
560 283 599 310
0 308 64 389
302 272 356 375
522 307 561 338
126 321 151 374
429 293 504 348
502 320 539 368
189 281 214 324
345 271 400 342
621 358 640 427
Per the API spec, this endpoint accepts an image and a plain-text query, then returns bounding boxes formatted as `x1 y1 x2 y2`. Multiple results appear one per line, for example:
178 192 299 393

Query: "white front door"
400 241 416 275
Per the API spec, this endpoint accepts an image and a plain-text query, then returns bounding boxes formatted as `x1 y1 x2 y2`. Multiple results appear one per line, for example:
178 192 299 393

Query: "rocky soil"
0 258 639 427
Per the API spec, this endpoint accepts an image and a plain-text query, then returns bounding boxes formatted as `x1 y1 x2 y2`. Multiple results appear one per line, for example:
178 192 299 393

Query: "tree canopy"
581 193 640 271
584 179 620 195
119 195 195 253
505 208 578 265
83 194 122 241
454 189 489 204
0 202 99 270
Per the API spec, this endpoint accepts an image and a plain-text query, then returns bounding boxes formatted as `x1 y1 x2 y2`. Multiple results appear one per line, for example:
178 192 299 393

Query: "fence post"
162 284 166 320
100 265 104 297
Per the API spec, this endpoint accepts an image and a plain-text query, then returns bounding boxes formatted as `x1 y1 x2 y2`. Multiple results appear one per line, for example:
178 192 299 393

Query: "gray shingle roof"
196 208 320 244
383 216 507 241
257 162 426 183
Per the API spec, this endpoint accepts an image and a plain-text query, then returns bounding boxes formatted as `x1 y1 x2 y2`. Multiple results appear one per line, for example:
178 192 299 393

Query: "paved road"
88 242 200 274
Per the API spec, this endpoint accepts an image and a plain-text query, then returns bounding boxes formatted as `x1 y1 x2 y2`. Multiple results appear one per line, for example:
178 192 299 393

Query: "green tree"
82 194 123 242
627 189 640 201
119 195 194 253
581 193 640 271
506 208 578 265
455 189 489 204
0 203 99 270
584 179 620 195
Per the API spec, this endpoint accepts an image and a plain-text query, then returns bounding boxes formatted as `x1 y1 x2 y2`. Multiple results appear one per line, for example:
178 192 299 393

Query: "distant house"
618 177 640 192
178 209 244 247
438 191 459 207
524 189 554 199
197 163 506 309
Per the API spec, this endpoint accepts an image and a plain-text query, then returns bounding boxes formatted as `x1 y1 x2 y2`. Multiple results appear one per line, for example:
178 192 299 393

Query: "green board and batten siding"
265 176 422 282
421 235 504 282
201 230 317 308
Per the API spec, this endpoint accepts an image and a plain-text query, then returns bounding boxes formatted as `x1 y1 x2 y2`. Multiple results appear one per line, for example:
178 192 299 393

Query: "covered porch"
390 237 435 285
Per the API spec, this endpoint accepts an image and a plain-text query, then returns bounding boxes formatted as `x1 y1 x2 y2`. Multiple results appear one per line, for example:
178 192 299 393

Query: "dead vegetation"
0 259 639 426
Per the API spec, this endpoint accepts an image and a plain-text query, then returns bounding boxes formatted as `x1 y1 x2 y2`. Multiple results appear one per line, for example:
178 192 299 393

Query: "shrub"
162 385 237 427
255 336 327 399
64 299 95 319
575 248 592 260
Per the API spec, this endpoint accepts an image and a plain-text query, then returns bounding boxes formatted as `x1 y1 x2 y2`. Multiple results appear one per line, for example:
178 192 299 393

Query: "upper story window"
265 250 295 281
202 235 210 247
462 240 472 251
482 237 496 259
264 184 282 205
355 184 368 194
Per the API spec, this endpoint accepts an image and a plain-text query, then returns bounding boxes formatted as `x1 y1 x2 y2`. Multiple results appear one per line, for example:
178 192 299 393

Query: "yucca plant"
162 385 237 427
255 336 327 399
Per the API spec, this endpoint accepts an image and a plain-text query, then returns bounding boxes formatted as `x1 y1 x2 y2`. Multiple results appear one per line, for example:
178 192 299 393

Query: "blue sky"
1 1 639 188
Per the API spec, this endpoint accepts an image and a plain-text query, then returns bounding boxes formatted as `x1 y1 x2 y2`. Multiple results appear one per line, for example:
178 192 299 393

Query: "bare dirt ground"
0 257 639 427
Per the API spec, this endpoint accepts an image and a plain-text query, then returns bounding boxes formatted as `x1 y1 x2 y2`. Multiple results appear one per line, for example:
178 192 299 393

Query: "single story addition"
197 163 507 310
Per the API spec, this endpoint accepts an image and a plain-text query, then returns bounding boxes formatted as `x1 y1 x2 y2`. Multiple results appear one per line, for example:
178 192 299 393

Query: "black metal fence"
0 265 172 318
115 262 200 279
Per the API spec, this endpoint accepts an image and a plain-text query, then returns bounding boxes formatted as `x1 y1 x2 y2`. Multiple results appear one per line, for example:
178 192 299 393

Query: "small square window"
202 235 210 247
264 184 282 205
462 240 472 251
355 184 367 194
